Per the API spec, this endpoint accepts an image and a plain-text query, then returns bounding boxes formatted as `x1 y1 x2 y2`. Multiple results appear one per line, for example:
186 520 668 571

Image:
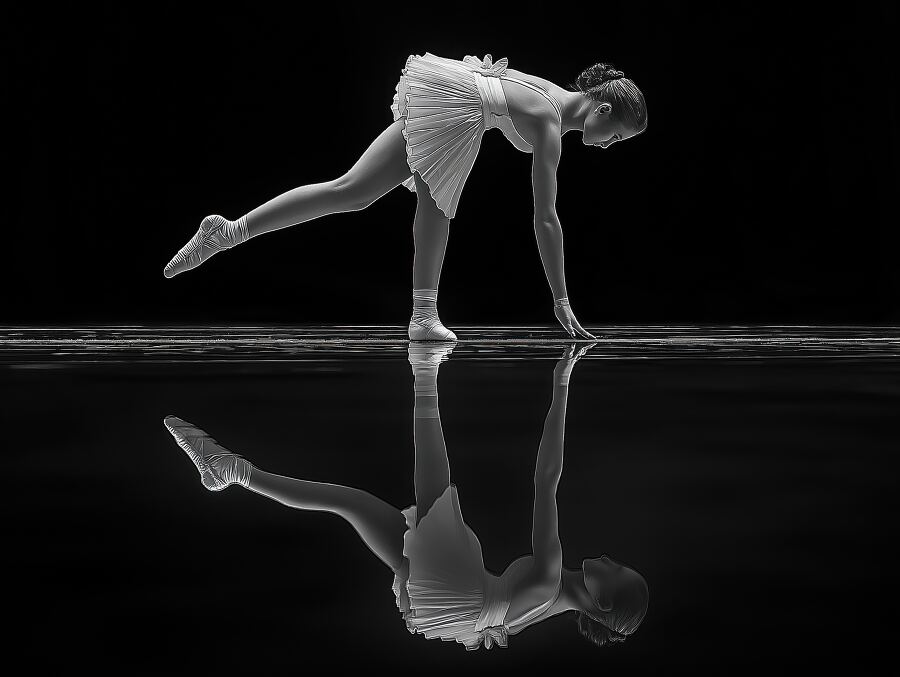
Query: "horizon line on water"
2 327 900 361
3 324 900 331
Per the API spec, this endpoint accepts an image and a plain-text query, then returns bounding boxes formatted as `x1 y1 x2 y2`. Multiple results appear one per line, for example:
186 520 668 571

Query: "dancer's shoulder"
500 71 563 133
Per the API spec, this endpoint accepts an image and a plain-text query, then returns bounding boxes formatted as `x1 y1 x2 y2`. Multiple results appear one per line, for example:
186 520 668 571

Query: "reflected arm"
530 372 569 579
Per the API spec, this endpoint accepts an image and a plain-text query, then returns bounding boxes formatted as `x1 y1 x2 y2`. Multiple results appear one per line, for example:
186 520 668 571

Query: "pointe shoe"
163 215 246 278
408 316 458 341
407 342 455 369
163 415 252 491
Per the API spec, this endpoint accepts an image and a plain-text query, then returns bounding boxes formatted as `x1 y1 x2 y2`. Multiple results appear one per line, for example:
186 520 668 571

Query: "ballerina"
163 341 649 650
163 53 646 342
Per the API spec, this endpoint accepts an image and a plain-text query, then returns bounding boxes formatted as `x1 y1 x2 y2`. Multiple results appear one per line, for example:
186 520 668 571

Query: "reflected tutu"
391 485 511 650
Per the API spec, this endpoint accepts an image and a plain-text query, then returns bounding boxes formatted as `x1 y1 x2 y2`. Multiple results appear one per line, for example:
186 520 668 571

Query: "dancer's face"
582 102 641 148
582 554 622 610
582 554 648 632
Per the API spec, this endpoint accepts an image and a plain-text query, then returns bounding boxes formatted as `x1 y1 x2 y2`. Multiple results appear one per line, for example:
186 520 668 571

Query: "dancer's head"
576 555 649 647
571 62 647 148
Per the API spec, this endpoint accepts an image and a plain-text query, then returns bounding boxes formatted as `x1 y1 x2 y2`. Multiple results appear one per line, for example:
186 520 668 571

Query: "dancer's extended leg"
163 119 413 278
163 415 406 572
409 171 456 341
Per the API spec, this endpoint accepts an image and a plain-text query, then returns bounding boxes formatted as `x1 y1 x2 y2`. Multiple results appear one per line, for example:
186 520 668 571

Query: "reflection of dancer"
164 342 648 650
163 53 647 341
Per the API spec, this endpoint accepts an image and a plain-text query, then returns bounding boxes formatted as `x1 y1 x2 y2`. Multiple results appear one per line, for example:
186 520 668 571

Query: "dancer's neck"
557 90 596 137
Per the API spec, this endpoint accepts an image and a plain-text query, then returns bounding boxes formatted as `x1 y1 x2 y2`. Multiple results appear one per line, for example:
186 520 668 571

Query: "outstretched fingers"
571 319 597 340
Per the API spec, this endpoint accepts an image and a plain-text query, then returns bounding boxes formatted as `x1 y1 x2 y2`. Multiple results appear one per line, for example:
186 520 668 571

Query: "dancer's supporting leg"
408 344 454 524
409 171 457 342
164 119 413 278
163 415 407 573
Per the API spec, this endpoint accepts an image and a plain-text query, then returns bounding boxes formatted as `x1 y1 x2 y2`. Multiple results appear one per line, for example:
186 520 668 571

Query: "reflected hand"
554 341 598 385
554 302 597 339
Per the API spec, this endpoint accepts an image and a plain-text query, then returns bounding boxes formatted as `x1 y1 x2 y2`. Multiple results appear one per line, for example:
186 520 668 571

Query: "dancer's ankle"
412 287 439 307
215 453 253 489
219 215 249 248
414 386 439 418
232 215 250 245
233 456 253 488
413 365 439 380
409 287 457 341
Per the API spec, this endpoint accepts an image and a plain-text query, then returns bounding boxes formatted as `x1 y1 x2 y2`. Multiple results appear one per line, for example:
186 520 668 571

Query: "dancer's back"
499 67 568 124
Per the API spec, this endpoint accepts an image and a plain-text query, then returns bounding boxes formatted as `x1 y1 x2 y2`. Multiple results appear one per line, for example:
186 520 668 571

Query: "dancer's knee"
413 172 445 219
332 173 376 211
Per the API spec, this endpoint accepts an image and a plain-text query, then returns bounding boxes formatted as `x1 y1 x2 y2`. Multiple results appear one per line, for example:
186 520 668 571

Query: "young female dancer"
163 342 649 650
163 53 647 342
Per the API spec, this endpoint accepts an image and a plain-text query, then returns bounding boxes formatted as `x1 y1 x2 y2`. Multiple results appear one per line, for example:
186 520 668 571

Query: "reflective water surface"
4 327 898 672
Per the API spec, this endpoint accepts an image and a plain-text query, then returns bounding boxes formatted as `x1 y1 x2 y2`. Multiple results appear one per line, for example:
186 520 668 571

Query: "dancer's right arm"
532 129 596 340
531 127 566 301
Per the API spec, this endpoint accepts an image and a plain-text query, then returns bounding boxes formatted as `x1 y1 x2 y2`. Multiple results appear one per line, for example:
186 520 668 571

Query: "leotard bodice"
465 55 563 153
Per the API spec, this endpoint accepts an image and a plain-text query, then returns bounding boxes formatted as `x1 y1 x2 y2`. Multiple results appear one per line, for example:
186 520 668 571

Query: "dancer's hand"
554 304 597 340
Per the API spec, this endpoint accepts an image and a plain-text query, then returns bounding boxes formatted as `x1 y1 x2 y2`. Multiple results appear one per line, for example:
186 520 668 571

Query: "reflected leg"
164 415 406 572
247 470 407 573
410 346 453 523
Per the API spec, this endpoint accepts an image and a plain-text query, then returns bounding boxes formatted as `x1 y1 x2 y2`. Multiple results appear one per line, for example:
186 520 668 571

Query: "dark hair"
575 612 629 648
569 62 647 131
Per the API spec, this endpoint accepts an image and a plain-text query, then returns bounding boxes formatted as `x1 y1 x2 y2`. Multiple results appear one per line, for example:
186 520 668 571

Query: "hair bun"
576 62 626 91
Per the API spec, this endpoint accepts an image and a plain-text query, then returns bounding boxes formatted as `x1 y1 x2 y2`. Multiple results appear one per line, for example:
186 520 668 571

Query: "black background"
7 1 899 325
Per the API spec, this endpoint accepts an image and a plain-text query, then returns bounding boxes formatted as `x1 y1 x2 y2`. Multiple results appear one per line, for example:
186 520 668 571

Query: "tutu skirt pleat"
390 53 489 220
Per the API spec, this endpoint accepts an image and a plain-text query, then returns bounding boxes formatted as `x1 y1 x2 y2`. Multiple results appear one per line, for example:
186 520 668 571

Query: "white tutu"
390 52 508 220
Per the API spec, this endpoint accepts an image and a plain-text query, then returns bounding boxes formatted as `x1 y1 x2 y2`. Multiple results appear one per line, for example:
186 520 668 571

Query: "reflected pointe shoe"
163 415 252 491
407 342 455 370
163 214 248 278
